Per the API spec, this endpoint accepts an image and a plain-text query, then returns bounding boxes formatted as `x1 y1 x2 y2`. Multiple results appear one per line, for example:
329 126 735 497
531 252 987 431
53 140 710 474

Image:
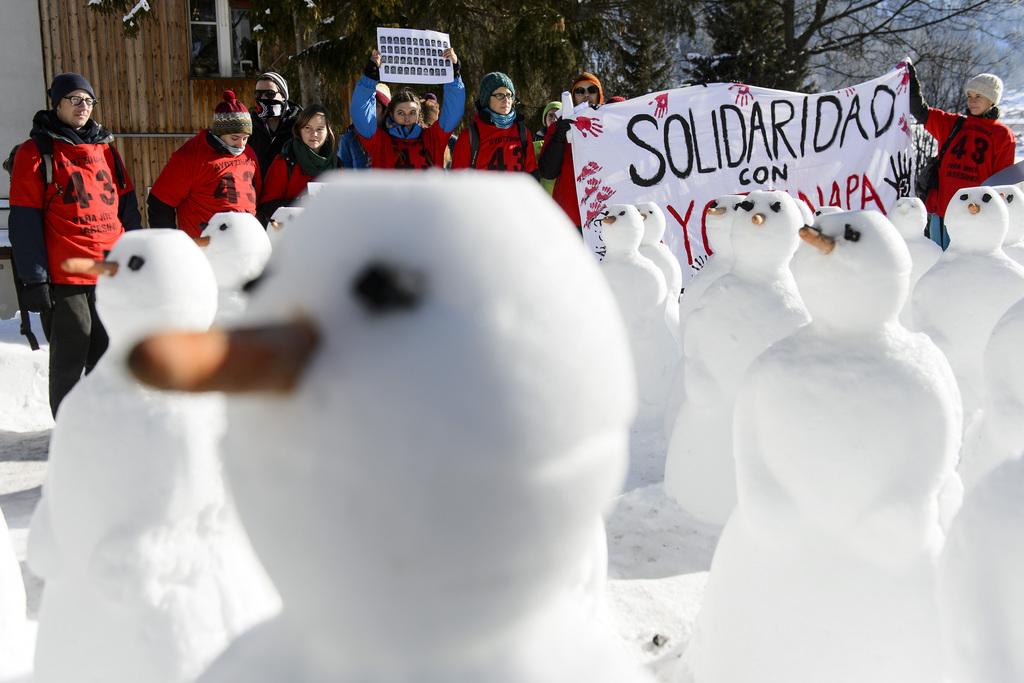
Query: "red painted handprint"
649 92 669 118
573 116 604 138
898 113 911 137
595 186 616 203
580 177 601 205
585 204 605 228
729 83 754 106
576 161 602 182
896 65 910 94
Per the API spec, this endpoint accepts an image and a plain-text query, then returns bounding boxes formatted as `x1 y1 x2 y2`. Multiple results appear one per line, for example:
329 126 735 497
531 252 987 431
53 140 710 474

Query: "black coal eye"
709 200 719 209
218 222 229 231
618 210 626 216
737 200 755 212
843 224 861 242
959 193 969 201
982 193 992 203
127 255 145 271
1009 195 1015 204
769 201 782 213
353 262 424 313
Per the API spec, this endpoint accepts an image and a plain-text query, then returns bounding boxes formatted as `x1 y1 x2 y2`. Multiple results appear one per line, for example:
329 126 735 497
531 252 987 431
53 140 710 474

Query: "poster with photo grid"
376 27 454 85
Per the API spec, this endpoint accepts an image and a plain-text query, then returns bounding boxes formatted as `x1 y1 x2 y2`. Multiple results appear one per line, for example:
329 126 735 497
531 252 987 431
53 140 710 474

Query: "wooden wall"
37 0 256 225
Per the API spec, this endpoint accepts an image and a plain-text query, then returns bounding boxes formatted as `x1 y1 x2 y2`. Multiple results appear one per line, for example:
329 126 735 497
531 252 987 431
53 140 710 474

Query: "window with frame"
189 0 260 78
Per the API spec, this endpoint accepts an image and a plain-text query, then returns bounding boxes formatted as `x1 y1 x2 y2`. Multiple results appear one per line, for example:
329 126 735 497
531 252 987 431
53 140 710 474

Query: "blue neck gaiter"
487 108 516 129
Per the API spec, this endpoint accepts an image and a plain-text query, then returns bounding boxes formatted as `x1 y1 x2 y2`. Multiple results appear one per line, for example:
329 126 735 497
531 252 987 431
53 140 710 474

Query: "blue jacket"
337 125 371 169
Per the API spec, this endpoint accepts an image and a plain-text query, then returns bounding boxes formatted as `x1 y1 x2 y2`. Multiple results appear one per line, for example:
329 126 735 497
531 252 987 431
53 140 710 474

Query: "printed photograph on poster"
376 27 454 85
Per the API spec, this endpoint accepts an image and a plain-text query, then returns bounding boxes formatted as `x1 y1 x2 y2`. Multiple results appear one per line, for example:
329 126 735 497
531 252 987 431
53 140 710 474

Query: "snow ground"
0 315 714 681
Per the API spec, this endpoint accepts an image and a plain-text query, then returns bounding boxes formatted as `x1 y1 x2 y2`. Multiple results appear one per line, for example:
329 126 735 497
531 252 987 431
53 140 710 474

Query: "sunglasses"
573 85 599 96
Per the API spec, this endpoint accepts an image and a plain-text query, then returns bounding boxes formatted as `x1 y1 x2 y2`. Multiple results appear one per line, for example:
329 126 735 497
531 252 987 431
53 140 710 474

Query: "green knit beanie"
477 72 515 109
542 101 562 120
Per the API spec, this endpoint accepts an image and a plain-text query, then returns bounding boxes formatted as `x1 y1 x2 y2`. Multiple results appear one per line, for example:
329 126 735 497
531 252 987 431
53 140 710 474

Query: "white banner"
376 27 454 85
570 67 915 281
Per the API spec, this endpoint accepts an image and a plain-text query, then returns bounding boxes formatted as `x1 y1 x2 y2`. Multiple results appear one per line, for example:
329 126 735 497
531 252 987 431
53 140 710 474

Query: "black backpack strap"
517 119 528 157
29 134 55 186
937 116 966 165
107 142 127 189
469 122 480 167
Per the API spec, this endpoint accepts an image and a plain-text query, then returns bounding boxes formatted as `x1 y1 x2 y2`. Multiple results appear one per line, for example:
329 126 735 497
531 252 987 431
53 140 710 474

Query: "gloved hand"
22 282 52 313
363 59 380 81
552 117 574 141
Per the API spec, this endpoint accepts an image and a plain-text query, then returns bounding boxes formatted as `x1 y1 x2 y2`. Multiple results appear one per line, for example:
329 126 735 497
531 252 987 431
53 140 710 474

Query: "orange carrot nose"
799 226 835 254
194 236 211 247
751 213 766 225
62 258 119 276
967 203 980 215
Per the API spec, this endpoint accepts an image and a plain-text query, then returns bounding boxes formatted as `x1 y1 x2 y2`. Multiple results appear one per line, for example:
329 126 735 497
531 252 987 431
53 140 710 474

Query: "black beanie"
49 72 96 110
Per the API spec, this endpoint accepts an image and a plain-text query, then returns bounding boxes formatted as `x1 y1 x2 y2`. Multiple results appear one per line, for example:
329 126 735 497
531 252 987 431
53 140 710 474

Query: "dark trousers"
41 284 109 417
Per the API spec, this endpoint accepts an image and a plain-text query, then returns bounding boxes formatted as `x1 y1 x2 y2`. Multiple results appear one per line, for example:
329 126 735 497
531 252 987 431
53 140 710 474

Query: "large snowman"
913 187 1024 420
130 173 655 683
683 211 961 683
664 190 809 525
28 230 280 683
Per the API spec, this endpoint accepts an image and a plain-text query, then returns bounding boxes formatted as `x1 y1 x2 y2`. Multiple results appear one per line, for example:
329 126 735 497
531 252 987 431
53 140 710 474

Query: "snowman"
959 295 1024 490
995 184 1024 265
28 229 280 683
812 205 843 221
634 201 682 344
888 196 940 328
268 206 305 248
664 190 809 525
677 194 743 329
0 509 31 679
664 194 744 438
683 210 962 683
198 211 272 322
598 204 679 421
129 173 654 683
939 453 1024 683
913 187 1024 421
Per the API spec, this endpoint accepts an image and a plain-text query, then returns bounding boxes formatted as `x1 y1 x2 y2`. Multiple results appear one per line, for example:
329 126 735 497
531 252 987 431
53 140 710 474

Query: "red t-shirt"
150 131 261 238
359 125 450 170
541 120 581 227
925 108 1016 217
259 154 314 206
9 138 134 285
450 115 538 172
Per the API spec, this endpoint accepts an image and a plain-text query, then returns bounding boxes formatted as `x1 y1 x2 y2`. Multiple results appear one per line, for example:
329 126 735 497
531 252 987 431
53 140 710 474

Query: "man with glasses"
538 72 605 232
8 72 141 416
250 71 302 179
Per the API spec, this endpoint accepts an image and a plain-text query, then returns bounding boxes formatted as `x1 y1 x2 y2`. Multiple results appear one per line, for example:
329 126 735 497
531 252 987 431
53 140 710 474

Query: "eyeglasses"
64 95 97 107
490 92 515 102
254 89 281 99
573 85 599 96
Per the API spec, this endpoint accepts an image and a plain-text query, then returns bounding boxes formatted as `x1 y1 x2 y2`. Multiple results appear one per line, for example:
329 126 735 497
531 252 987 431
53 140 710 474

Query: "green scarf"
285 137 336 177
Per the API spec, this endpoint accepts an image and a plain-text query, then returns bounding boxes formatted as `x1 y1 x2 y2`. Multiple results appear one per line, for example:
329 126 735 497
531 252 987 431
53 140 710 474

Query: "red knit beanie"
212 90 252 135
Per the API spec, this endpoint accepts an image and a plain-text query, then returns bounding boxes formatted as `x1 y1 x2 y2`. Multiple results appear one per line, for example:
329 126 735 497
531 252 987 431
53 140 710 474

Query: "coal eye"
1008 195 1015 204
769 201 782 213
959 193 969 200
982 193 992 203
127 255 145 271
843 224 861 242
618 210 626 216
353 262 424 313
709 200 719 209
218 223 229 231
737 200 755 212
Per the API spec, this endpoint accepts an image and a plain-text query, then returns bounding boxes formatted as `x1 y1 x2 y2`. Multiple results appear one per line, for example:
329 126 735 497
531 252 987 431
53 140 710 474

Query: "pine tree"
611 13 676 99
688 0 807 90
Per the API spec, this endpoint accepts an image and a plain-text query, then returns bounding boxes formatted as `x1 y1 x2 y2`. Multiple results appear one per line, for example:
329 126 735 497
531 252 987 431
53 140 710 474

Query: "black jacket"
248 101 302 179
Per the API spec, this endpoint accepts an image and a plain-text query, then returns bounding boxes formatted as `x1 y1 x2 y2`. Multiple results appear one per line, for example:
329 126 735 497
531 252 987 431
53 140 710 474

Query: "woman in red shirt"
258 104 339 224
349 47 465 170
907 63 1016 248
148 90 261 238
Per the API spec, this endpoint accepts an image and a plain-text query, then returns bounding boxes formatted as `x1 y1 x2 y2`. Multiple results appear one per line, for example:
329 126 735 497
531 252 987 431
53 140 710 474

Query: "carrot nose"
751 213 766 225
799 226 835 255
62 258 119 276
967 203 980 215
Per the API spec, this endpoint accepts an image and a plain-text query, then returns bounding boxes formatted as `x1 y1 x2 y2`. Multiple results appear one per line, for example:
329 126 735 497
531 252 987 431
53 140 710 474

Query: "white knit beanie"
964 73 1003 106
